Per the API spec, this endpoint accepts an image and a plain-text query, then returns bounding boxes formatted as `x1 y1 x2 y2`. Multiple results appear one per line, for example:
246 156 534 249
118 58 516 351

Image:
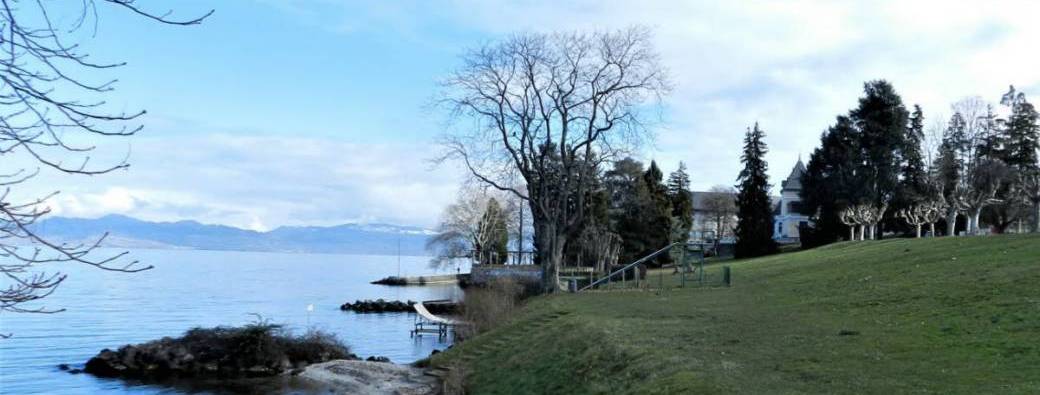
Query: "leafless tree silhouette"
437 27 669 291
0 1 210 319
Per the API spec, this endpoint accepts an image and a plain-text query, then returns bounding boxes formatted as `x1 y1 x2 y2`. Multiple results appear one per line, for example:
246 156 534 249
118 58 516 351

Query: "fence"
575 243 732 292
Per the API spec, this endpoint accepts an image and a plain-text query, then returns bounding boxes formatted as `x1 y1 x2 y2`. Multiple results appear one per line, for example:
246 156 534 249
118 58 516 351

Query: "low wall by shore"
468 265 542 286
371 274 461 286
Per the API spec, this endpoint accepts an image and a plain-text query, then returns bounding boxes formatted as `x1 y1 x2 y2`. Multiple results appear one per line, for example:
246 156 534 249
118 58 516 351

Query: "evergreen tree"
800 116 865 246
735 123 777 258
900 105 930 199
1001 86 1039 171
851 80 910 237
888 105 931 235
643 160 674 265
983 86 1039 232
605 158 651 265
667 162 694 243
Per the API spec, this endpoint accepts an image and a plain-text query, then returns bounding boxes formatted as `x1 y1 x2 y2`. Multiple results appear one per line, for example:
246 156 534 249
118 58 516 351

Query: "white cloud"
26 133 464 229
284 0 1039 190
17 1 1040 229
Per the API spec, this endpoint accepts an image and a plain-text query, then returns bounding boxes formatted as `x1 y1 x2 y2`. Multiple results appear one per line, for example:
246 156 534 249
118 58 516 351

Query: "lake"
0 249 468 394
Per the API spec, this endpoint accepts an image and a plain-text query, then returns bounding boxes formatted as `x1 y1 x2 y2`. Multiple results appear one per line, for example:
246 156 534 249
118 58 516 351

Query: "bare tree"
437 27 669 292
702 185 736 241
0 1 210 317
923 114 947 166
427 187 516 268
952 97 989 165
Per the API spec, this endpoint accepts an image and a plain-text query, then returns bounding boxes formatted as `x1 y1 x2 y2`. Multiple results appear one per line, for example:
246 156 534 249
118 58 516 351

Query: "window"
788 201 804 215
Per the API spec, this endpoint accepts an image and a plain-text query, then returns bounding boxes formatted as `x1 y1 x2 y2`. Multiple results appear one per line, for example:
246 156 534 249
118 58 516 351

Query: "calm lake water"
0 249 467 394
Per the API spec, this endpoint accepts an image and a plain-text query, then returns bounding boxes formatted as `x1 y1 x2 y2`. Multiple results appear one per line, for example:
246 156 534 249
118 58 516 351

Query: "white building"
689 191 737 243
773 159 810 243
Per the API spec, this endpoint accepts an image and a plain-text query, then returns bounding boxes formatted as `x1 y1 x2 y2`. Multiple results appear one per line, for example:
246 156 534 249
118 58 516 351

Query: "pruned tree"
839 206 862 241
898 201 945 238
0 1 210 317
955 159 1007 234
438 27 669 292
863 203 888 240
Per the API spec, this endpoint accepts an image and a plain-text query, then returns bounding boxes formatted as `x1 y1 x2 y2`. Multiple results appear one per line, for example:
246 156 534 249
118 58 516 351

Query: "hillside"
32 215 433 255
432 234 1040 394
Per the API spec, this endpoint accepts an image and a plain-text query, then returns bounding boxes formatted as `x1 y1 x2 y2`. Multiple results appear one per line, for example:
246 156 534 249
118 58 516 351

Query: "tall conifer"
735 123 777 258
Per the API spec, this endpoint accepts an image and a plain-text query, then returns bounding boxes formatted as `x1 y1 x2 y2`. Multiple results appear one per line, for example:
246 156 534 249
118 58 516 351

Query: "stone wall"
469 265 542 286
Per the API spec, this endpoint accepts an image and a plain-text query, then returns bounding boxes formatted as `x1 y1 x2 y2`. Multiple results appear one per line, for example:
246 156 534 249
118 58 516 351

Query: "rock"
84 349 127 378
83 325 351 381
300 360 439 395
57 364 70 371
366 356 391 363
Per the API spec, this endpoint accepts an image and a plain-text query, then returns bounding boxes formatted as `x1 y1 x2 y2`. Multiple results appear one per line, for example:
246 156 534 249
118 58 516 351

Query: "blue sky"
22 0 1040 230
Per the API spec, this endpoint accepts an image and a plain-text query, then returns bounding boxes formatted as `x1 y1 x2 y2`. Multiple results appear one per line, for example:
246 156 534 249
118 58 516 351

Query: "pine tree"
605 158 651 265
735 123 777 258
667 162 694 243
1001 86 1039 171
643 160 674 265
900 105 930 199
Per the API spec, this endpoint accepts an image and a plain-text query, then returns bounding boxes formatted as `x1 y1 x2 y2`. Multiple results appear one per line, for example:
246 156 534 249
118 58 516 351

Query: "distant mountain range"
31 214 434 255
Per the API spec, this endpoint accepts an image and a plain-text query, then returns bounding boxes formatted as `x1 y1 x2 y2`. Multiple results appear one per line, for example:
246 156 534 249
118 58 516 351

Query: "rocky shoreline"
82 323 351 379
340 299 457 314
300 360 439 394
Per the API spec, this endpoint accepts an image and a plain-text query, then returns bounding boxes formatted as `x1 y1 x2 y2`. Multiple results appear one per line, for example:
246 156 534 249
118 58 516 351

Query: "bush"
457 278 525 340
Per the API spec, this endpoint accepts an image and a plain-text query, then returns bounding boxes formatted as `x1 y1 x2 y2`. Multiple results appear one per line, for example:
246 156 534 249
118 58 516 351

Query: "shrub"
457 278 524 340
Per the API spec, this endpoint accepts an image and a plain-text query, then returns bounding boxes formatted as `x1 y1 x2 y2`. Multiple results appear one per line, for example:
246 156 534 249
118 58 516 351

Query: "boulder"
300 360 439 395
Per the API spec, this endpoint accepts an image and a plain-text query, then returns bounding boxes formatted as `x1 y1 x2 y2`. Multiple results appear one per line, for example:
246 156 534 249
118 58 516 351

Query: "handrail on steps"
577 242 682 292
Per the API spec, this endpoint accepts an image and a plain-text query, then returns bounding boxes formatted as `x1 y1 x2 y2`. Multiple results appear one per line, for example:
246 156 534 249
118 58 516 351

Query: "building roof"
780 158 807 192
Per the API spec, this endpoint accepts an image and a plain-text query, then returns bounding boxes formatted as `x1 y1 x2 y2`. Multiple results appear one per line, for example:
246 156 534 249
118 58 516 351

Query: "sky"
16 0 1040 231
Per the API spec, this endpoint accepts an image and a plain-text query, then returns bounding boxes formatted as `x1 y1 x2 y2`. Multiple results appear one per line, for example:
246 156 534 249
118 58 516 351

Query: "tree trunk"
915 224 921 238
848 226 855 241
970 209 982 236
535 221 565 293
1034 203 1040 233
929 223 936 237
945 210 958 236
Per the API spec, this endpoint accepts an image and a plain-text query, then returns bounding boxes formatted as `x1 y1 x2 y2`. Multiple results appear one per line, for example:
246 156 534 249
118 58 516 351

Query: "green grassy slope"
432 234 1040 394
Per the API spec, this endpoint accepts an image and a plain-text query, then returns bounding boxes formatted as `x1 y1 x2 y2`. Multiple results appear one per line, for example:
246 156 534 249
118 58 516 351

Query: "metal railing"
578 242 682 292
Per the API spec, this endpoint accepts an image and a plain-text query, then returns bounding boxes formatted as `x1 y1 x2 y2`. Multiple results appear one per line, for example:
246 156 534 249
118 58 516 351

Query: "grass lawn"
431 234 1040 394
